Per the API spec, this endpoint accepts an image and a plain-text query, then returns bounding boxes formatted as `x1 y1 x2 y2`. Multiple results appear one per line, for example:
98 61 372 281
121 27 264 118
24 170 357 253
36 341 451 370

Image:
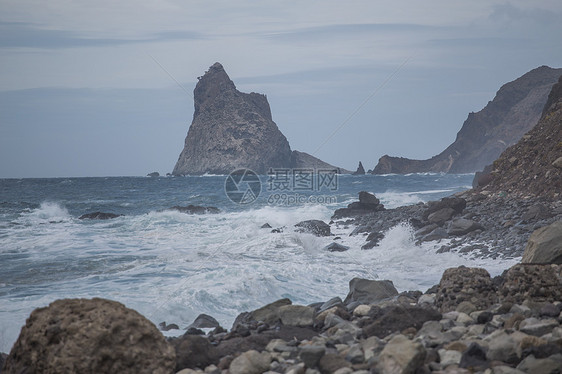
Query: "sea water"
0 174 519 352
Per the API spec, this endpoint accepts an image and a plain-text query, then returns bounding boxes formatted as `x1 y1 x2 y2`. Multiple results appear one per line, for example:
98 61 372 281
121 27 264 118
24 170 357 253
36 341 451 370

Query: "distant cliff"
173 63 341 175
479 75 562 200
372 66 562 174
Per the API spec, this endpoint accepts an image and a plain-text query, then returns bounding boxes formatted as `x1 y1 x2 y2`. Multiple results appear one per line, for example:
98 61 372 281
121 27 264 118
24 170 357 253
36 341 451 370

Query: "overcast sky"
1 1 561 177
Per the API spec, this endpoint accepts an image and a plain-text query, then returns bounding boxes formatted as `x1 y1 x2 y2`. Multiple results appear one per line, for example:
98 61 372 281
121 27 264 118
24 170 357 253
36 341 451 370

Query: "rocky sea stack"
172 63 341 175
373 66 562 174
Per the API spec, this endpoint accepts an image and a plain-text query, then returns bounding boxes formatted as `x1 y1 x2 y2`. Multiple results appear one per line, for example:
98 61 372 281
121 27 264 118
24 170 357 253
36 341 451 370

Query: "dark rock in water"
79 211 122 220
147 171 160 177
459 342 489 371
159 321 179 331
522 221 562 264
172 62 343 175
372 66 562 174
362 306 441 338
261 223 272 229
332 191 385 219
295 220 331 236
343 278 398 305
187 313 220 329
168 205 220 214
362 231 384 249
3 298 175 374
447 218 484 236
352 161 366 175
170 334 218 371
324 242 349 252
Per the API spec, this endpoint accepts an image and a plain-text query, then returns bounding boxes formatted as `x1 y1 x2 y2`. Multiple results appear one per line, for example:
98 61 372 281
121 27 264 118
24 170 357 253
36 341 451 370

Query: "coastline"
2 190 562 373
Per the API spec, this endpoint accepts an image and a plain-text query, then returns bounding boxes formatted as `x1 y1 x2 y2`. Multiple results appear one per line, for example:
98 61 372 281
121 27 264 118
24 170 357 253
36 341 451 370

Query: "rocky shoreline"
2 191 562 374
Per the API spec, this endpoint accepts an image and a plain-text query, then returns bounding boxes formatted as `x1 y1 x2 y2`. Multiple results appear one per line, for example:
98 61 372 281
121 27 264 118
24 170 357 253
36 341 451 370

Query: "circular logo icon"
225 169 261 204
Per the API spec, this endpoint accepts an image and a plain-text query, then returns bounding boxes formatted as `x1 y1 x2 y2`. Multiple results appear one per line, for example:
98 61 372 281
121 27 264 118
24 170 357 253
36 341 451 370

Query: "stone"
553 156 562 169
359 191 380 206
171 334 218 371
519 318 559 337
295 220 331 237
516 354 562 374
439 349 463 367
418 294 436 305
459 342 489 371
521 204 552 222
343 278 398 305
318 353 351 373
353 304 372 317
521 221 562 264
428 208 456 225
364 306 441 339
3 298 176 374
78 211 122 219
299 346 325 368
435 266 497 312
447 218 484 236
477 311 494 324
324 243 349 252
456 312 475 325
229 350 271 374
168 205 220 214
486 331 518 364
456 301 477 315
187 313 220 329
379 334 426 374
278 305 315 327
498 264 562 304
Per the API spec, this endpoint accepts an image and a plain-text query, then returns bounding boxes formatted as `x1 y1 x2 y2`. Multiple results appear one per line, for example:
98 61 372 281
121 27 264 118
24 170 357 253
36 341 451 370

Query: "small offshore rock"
79 211 122 220
278 305 315 327
187 313 220 329
295 220 331 236
169 205 220 214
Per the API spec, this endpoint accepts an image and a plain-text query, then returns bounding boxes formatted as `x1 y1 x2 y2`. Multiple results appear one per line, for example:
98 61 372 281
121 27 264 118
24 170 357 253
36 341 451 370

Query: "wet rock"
295 220 331 236
299 346 325 368
168 205 220 214
361 231 384 249
343 278 398 305
3 298 175 374
171 334 217 370
187 313 220 329
229 350 271 374
447 218 484 236
278 305 315 327
79 211 122 219
379 334 426 374
521 221 562 264
324 243 349 252
363 306 441 339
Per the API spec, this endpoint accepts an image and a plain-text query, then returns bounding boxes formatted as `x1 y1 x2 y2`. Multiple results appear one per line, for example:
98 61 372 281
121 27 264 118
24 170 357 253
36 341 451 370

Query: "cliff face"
372 66 562 174
173 63 340 175
480 75 562 200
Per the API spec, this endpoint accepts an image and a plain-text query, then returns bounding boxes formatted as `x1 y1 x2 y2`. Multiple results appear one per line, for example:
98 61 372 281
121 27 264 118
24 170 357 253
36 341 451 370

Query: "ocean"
0 173 519 352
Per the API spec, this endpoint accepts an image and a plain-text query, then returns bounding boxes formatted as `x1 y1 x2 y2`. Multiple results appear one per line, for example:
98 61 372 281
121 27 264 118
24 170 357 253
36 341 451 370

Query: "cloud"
0 21 206 49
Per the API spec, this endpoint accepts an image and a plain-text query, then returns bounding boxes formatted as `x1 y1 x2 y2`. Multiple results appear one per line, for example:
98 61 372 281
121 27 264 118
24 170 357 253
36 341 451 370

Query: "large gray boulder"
522 221 562 264
343 278 398 305
3 298 175 374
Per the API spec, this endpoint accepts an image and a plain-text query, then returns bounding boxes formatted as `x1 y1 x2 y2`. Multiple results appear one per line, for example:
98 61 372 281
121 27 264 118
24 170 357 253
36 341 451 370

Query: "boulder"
521 221 562 264
343 278 398 305
423 197 466 221
278 305 315 327
517 354 562 374
318 353 351 373
435 266 497 312
379 334 426 374
428 208 455 225
553 156 562 169
486 331 519 364
324 242 349 252
171 334 218 371
363 306 441 339
229 350 271 374
447 218 484 236
294 220 331 236
78 211 122 220
361 231 384 249
186 313 220 329
332 191 385 218
168 205 220 214
498 264 562 303
232 298 292 329
3 298 175 374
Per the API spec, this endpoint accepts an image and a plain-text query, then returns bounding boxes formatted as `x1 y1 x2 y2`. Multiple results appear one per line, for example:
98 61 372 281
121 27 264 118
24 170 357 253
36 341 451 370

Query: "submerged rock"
3 298 175 374
79 211 122 220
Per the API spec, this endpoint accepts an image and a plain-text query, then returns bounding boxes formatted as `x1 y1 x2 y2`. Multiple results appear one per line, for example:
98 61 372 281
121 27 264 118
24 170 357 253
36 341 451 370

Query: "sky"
0 1 561 177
